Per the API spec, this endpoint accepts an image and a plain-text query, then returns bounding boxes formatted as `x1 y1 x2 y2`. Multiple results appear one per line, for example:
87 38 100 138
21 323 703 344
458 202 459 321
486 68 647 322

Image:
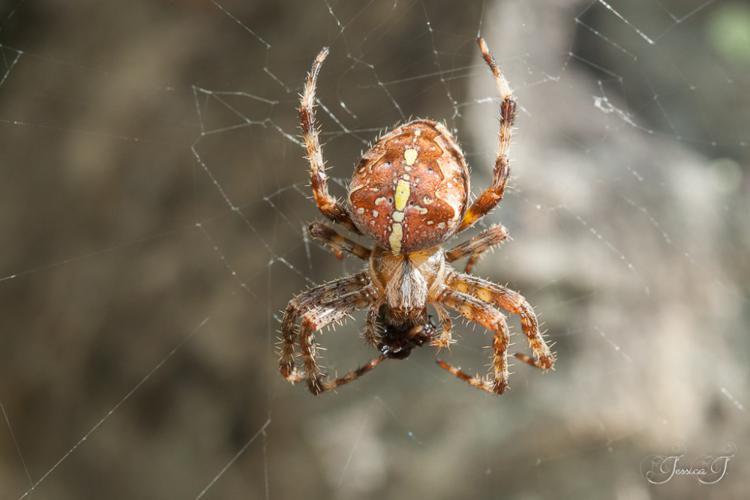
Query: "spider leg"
433 287 510 394
459 38 516 232
314 354 387 393
429 303 454 350
279 272 369 381
300 47 360 234
446 224 509 273
308 221 371 261
298 287 381 395
446 272 555 371
362 304 382 348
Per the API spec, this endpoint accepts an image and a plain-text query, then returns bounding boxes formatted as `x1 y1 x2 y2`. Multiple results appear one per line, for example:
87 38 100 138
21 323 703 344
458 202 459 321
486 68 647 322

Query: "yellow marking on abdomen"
389 223 403 254
394 179 410 211
389 173 412 254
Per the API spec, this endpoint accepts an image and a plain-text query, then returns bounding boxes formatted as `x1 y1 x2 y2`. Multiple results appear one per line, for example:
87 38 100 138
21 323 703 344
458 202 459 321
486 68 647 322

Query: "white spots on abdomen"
404 148 418 166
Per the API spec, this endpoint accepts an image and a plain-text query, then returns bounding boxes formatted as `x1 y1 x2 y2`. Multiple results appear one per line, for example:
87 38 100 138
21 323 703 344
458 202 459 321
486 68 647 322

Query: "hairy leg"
430 303 454 349
434 287 510 394
299 288 380 394
308 221 371 260
279 273 369 381
313 355 386 393
446 224 509 273
446 272 555 370
459 38 517 231
362 304 382 348
300 48 360 234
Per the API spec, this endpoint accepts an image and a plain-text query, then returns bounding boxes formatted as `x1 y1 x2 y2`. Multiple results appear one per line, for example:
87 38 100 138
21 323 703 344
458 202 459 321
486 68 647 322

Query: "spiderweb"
1 0 748 498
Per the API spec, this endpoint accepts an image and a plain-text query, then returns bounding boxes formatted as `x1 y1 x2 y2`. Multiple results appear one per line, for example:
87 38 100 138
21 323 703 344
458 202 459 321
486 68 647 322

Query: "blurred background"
0 0 748 498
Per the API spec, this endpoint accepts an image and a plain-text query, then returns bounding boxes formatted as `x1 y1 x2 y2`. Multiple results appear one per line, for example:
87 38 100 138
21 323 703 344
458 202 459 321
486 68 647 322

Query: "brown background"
0 0 748 499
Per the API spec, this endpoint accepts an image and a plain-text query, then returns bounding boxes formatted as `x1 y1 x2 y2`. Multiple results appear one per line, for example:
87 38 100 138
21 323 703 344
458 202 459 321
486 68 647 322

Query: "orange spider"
279 38 555 395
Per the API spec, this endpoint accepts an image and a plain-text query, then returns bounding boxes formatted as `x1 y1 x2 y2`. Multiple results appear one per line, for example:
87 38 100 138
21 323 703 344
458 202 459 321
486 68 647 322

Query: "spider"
279 38 555 395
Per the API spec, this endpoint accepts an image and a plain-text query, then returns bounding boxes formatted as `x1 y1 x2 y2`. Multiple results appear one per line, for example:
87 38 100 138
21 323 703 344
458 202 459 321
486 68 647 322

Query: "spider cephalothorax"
280 38 555 395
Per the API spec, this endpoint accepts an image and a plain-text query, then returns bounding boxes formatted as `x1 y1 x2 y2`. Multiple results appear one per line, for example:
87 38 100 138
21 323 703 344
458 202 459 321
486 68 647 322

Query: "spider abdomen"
348 119 469 254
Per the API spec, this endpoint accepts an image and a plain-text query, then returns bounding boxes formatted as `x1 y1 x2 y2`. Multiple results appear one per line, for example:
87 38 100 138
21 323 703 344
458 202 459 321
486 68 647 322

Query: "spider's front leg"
362 305 382 348
308 221 371 261
429 303 454 350
446 272 555 371
300 48 360 234
459 38 516 232
279 273 369 381
297 287 385 395
433 287 510 394
446 224 509 273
